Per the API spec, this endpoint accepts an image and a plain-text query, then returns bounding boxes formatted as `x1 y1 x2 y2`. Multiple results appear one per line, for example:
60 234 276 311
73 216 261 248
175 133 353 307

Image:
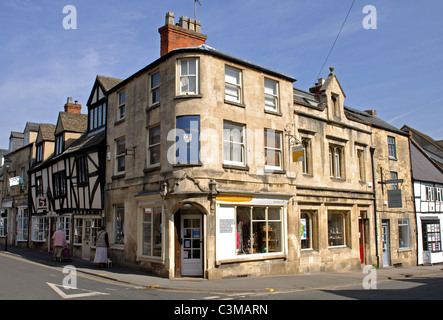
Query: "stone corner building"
101 12 416 279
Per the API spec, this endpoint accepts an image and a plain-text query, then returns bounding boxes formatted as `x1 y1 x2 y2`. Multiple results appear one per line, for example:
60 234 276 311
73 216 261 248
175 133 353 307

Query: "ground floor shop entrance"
174 207 204 277
382 220 390 267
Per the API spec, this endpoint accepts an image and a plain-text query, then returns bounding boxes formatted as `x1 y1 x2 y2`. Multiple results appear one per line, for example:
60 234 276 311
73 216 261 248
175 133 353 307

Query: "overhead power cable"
315 0 356 81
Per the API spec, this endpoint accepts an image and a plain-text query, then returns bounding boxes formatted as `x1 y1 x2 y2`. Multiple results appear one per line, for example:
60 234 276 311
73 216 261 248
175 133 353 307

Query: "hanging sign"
292 145 304 162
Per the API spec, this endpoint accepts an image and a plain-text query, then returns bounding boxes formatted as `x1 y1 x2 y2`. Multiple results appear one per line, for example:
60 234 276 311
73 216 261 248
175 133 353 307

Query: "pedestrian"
52 227 67 262
93 226 109 268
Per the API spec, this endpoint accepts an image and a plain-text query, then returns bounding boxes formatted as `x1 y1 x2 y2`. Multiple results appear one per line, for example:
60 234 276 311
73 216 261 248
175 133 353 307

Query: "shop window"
422 220 442 252
328 212 346 247
301 211 316 250
142 207 162 257
57 216 71 243
0 216 7 237
236 206 282 255
17 208 29 241
398 219 410 249
74 219 83 245
32 216 47 242
115 205 125 245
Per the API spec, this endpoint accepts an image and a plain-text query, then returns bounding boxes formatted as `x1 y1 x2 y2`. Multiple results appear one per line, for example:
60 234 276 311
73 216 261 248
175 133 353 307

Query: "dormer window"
55 134 63 156
36 143 43 162
89 102 106 131
331 94 339 117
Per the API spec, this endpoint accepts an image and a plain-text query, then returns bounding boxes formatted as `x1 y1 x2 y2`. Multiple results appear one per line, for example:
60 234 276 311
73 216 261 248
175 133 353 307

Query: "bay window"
179 58 199 95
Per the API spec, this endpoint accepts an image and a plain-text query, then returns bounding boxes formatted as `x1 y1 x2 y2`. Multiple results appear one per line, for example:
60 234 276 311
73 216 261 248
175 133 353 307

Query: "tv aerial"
194 0 202 21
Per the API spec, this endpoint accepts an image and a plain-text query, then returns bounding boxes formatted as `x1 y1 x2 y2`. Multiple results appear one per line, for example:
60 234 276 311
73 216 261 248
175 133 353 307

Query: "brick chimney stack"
64 97 82 114
158 12 207 56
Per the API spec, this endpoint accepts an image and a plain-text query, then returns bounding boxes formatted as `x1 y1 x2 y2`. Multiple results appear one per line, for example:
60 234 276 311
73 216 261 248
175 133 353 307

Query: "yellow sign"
215 195 253 203
292 145 304 162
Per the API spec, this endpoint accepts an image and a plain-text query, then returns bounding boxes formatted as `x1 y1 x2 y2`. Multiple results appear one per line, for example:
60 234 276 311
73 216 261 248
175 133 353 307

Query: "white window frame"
398 219 410 249
357 148 365 181
225 66 242 103
388 136 397 159
150 71 160 106
36 143 43 162
115 205 125 245
264 78 279 112
118 90 126 120
328 212 347 247
264 129 283 171
329 145 344 178
17 207 29 242
55 134 63 156
178 58 199 95
302 138 312 175
32 216 46 242
57 215 71 244
436 187 443 202
140 206 163 258
223 121 246 166
0 216 7 237
115 137 126 174
426 186 435 201
147 125 161 167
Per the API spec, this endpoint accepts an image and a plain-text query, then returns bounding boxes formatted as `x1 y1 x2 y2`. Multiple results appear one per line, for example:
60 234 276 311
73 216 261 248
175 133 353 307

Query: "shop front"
417 214 443 265
210 194 290 279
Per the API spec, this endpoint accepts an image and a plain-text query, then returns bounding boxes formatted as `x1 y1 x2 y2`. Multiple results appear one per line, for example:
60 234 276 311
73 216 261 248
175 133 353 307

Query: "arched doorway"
174 203 205 277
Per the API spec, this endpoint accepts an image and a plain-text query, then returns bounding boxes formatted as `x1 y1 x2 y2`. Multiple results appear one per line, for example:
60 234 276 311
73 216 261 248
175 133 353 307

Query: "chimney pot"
165 12 174 25
364 109 377 117
179 16 188 29
159 11 207 56
64 98 82 114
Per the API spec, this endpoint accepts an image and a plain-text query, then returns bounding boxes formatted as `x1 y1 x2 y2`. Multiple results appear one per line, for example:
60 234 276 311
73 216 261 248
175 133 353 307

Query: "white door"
181 214 203 276
382 221 390 267
82 219 92 261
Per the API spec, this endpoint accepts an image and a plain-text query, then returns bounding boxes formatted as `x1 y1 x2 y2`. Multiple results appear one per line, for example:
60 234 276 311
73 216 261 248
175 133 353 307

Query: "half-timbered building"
28 94 102 259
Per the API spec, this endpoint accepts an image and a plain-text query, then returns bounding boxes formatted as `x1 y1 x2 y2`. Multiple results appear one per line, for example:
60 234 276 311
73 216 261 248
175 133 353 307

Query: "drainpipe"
370 147 380 268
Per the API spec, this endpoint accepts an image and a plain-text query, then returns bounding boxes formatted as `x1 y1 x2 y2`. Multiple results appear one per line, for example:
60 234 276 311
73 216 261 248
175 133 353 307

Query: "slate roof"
96 75 124 91
39 124 56 141
58 112 88 133
401 125 443 169
63 128 105 155
410 140 443 184
109 44 296 94
344 107 407 135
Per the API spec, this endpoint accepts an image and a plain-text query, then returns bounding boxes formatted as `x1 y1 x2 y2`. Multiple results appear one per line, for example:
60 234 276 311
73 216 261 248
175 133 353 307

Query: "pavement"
2 246 443 295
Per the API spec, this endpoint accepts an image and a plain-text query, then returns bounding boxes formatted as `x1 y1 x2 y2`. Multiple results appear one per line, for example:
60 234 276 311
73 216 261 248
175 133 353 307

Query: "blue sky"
0 0 442 149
